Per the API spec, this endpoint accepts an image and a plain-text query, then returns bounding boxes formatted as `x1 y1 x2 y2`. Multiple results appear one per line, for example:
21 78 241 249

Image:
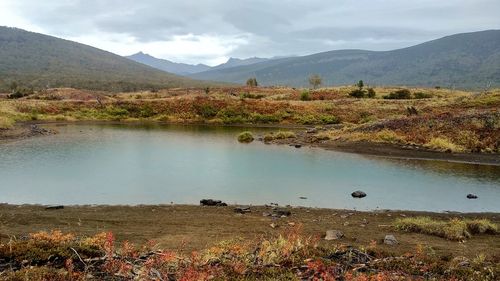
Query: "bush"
383 89 411 99
300 91 310 101
349 89 366 98
413 92 433 99
366 88 376 98
237 131 254 143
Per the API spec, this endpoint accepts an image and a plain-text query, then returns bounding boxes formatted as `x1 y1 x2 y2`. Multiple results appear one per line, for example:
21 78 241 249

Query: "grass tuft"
237 131 254 143
394 217 498 240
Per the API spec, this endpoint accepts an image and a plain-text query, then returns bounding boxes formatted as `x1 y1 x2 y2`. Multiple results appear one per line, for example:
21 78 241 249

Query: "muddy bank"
0 204 498 258
0 123 56 142
262 129 500 166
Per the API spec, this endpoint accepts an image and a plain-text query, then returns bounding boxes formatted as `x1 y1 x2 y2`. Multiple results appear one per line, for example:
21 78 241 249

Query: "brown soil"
0 204 498 259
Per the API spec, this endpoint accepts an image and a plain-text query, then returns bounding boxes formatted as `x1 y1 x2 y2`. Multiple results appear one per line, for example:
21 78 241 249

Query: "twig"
70 247 87 269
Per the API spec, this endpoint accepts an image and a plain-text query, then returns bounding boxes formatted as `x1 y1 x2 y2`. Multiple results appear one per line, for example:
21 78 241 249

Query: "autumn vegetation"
1 85 499 154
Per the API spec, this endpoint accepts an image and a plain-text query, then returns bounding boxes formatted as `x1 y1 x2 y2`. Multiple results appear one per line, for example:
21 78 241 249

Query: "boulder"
200 199 227 206
384 234 398 245
272 208 291 217
294 144 302 148
466 194 478 199
351 191 367 198
234 206 251 214
45 205 64 210
325 230 344 240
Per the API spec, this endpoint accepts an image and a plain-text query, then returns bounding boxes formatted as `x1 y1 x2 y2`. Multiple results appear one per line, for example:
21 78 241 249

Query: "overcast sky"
1 0 499 66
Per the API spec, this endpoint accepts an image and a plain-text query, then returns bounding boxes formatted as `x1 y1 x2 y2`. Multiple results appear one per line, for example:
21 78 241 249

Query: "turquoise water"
0 123 499 212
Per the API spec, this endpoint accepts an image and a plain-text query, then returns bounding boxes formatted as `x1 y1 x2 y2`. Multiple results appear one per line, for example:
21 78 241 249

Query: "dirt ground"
0 204 498 259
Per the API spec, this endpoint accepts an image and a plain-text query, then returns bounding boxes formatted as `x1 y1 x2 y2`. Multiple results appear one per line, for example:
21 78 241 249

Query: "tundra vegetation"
1 85 498 154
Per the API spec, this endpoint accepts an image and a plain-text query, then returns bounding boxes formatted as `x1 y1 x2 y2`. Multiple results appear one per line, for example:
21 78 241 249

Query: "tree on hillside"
246 78 258 87
308 74 322 89
357 80 364 90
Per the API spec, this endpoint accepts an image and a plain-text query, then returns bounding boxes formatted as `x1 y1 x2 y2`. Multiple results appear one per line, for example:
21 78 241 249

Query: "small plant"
366 88 376 98
300 90 311 101
237 131 254 143
204 87 210 94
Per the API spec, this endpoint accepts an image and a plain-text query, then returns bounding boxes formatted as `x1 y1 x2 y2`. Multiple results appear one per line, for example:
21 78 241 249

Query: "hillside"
0 27 215 92
126 52 211 75
190 30 500 89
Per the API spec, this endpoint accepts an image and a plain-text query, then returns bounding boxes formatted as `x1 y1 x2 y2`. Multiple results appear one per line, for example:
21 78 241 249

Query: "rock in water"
200 199 227 206
466 194 478 199
351 191 367 198
325 230 344 240
384 235 398 245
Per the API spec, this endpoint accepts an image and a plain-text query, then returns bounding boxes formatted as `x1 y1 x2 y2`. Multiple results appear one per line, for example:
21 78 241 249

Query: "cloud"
0 0 499 65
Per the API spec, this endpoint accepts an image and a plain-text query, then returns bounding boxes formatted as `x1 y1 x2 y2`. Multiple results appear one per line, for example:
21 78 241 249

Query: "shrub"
349 89 365 98
366 88 376 98
300 91 310 101
413 92 433 99
383 89 411 99
195 104 218 118
237 131 254 143
241 92 264 99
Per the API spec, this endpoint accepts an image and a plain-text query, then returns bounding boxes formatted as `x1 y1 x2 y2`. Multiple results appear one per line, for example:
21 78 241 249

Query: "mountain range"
188 30 500 89
0 26 498 91
126 53 274 75
0 26 214 92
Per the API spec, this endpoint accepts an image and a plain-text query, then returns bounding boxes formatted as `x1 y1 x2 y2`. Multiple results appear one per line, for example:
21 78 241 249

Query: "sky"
0 0 499 66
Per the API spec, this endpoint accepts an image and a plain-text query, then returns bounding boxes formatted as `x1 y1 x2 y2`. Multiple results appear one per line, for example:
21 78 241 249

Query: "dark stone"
234 206 251 214
351 191 367 198
466 194 478 199
273 208 291 217
200 199 227 206
45 205 64 210
294 144 302 148
299 196 307 200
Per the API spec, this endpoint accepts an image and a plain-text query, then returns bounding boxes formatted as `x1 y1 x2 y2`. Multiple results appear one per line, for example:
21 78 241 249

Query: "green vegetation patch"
237 131 254 143
394 217 498 240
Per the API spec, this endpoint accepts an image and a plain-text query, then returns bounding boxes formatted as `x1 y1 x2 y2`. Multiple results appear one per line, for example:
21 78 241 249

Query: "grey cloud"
3 0 500 63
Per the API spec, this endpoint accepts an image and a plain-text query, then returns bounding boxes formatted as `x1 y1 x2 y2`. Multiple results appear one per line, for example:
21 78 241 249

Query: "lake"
0 123 499 212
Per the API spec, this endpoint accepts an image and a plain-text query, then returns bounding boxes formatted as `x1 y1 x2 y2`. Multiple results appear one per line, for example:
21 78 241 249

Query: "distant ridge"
190 30 500 89
0 27 217 92
126 52 211 75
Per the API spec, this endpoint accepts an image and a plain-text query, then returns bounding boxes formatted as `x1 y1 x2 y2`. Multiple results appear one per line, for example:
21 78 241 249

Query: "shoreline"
0 203 498 258
2 120 499 166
